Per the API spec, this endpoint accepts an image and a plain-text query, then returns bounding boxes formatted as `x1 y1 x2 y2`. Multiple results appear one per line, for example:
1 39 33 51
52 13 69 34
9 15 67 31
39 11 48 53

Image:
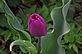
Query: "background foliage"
0 0 82 54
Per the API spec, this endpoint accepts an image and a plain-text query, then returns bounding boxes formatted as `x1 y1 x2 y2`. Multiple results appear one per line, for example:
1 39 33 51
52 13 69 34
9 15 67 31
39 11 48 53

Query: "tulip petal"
28 14 47 36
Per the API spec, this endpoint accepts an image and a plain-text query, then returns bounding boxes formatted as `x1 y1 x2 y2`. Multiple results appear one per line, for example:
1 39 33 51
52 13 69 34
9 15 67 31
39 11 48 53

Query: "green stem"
38 37 41 54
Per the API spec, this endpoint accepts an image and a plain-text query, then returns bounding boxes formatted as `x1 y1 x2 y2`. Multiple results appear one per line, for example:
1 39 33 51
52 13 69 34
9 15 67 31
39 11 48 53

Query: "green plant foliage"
22 0 34 3
61 24 82 54
6 0 21 7
1 30 11 41
0 0 34 54
0 0 82 54
39 5 49 19
10 40 37 54
75 0 82 2
42 0 71 54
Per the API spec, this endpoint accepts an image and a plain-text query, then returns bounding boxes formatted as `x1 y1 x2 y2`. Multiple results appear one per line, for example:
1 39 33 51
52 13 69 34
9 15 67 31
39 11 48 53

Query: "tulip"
28 13 47 37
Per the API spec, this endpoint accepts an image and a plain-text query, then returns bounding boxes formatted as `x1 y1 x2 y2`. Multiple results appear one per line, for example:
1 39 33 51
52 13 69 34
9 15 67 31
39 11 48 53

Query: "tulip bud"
28 13 47 37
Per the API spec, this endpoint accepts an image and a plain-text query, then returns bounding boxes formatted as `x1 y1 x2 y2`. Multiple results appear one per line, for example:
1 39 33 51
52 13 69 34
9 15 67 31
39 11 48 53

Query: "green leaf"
6 14 30 41
0 1 34 53
19 30 31 42
1 0 31 41
6 0 21 7
16 9 28 29
19 46 27 53
49 0 56 5
72 44 78 54
40 5 49 19
68 43 73 49
42 0 71 54
11 51 17 54
66 5 74 23
1 30 11 41
1 0 23 30
10 40 37 54
0 14 9 27
64 34 75 43
66 50 75 54
23 5 36 14
0 50 7 54
0 0 4 12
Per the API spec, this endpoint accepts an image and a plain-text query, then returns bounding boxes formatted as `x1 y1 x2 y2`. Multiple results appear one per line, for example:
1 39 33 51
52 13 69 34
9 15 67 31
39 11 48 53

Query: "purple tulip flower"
28 13 47 37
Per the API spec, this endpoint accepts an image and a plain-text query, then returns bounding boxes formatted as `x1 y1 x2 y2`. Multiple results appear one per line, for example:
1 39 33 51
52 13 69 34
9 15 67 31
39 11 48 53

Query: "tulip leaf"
0 0 4 12
1 0 31 41
1 0 23 30
42 0 71 54
10 39 37 54
19 30 31 42
0 0 35 53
